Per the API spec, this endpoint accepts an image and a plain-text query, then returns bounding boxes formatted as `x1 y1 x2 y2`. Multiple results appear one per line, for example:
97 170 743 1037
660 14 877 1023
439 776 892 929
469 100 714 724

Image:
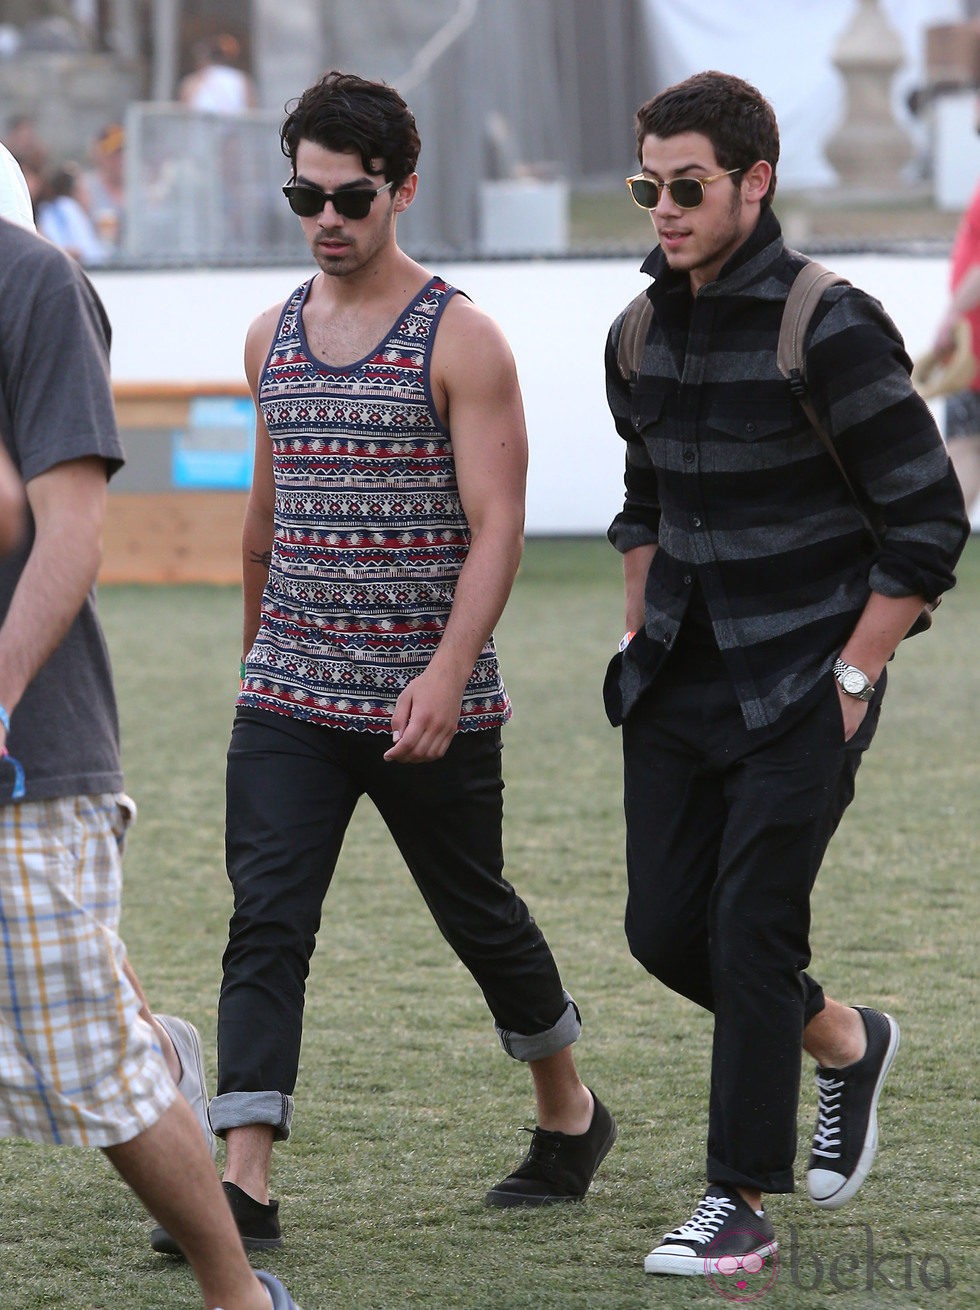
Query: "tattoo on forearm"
249 549 272 568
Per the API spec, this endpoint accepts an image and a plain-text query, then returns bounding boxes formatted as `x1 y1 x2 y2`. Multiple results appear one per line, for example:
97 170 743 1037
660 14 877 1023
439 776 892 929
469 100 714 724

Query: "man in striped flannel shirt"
604 70 969 1279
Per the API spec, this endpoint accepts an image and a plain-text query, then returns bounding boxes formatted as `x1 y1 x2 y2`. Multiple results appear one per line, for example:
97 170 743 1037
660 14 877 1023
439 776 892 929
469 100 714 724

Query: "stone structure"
824 0 914 192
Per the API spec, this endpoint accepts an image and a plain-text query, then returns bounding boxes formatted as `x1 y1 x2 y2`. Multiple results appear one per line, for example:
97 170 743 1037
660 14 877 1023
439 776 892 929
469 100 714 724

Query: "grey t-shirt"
0 219 126 801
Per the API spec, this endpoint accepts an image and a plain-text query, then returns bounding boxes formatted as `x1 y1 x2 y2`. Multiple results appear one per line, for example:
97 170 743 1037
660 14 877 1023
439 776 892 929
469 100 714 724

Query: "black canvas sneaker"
644 1185 778 1276
150 1180 282 1255
485 1091 616 1207
807 1006 900 1209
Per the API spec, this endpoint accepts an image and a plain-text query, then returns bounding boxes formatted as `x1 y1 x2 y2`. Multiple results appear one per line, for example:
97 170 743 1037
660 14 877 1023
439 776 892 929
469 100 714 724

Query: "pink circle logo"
704 1227 779 1301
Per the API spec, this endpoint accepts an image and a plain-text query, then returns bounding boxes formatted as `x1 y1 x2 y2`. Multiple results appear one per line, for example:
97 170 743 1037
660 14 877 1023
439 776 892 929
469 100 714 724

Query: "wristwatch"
833 658 875 702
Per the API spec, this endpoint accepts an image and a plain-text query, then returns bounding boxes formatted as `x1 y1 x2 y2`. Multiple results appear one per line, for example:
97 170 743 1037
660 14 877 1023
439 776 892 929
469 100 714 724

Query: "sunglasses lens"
669 178 706 208
283 185 324 217
332 191 374 221
629 177 660 209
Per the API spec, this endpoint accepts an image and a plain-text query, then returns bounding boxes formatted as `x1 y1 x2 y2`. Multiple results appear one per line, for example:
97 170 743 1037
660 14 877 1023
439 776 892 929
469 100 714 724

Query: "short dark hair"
635 70 779 208
280 70 421 186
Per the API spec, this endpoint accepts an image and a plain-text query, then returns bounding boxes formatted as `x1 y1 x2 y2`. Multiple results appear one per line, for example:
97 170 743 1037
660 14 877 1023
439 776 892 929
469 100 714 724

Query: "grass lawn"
1 537 977 1309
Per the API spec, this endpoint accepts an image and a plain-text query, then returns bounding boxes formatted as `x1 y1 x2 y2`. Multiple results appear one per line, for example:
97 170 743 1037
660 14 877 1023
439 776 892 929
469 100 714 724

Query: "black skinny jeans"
216 710 570 1114
622 646 884 1193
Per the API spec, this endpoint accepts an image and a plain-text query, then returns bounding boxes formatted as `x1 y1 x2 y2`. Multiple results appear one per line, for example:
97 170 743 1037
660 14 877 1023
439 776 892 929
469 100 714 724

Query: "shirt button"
684 574 693 585
683 449 695 463
692 516 702 528
746 422 757 433
663 634 671 645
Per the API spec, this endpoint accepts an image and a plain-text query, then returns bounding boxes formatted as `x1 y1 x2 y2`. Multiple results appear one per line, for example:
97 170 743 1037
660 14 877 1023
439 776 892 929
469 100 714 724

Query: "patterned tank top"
237 275 511 733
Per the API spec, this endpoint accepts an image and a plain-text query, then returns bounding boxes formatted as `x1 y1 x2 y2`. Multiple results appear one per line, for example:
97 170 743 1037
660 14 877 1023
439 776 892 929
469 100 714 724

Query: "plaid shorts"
0 794 176 1147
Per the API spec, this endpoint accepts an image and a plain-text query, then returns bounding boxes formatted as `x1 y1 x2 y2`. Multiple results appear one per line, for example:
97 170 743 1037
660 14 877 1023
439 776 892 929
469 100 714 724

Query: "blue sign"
172 395 255 490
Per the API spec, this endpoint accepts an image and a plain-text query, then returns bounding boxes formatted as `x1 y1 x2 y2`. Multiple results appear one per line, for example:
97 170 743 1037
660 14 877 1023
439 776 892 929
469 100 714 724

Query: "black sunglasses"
625 168 742 211
282 179 394 220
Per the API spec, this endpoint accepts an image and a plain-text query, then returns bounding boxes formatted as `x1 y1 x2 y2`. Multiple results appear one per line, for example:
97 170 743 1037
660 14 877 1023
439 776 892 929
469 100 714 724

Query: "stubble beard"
311 201 396 279
677 189 745 284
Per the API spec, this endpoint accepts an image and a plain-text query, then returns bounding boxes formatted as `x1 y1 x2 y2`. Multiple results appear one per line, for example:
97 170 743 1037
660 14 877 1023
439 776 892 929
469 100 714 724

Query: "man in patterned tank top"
161 71 615 1252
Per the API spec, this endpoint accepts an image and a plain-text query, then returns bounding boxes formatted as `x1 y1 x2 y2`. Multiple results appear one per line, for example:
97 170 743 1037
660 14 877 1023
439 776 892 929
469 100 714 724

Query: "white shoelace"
811 1070 845 1159
664 1192 736 1246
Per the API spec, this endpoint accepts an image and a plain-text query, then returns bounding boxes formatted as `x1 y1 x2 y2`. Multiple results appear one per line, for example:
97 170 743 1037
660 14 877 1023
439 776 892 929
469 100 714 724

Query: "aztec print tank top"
237 275 511 733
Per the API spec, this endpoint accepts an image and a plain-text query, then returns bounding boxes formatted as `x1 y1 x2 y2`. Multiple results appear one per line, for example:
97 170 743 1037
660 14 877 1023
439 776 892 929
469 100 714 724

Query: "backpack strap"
616 290 654 381
776 260 858 502
779 259 937 635
775 261 846 388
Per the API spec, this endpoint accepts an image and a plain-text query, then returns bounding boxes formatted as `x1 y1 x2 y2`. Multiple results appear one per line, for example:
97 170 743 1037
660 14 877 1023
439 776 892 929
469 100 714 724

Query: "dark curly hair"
280 70 421 185
635 70 779 208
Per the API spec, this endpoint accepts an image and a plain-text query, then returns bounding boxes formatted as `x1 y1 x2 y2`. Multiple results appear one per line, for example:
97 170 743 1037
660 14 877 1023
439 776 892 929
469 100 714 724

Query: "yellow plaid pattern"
0 794 176 1147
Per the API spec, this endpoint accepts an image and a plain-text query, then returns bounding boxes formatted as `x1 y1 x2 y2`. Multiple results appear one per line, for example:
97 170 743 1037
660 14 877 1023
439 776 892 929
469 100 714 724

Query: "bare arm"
933 265 980 355
0 445 25 557
0 456 107 744
384 298 527 763
240 306 280 661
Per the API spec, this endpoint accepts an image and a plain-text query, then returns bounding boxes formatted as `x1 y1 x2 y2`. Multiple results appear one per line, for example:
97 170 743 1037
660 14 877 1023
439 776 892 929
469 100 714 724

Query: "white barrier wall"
91 253 954 536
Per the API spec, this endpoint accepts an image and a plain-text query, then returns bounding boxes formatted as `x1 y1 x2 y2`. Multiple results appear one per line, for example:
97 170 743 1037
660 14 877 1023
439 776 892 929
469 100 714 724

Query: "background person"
85 121 127 256
605 70 968 1279
928 96 980 524
1 112 48 178
36 159 107 265
0 213 300 1310
179 33 257 114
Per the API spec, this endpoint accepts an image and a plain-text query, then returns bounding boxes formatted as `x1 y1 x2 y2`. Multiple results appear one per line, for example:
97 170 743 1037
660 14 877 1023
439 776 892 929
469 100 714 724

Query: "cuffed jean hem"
495 991 581 1061
208 1090 294 1142
709 1158 796 1195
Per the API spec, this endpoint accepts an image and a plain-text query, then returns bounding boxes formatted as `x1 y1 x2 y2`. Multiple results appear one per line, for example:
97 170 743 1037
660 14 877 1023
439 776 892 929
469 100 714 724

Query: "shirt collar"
639 207 785 300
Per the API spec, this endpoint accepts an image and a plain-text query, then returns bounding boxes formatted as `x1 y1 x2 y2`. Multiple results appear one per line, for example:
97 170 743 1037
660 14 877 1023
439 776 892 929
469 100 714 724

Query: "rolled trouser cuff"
495 991 581 1062
208 1090 294 1141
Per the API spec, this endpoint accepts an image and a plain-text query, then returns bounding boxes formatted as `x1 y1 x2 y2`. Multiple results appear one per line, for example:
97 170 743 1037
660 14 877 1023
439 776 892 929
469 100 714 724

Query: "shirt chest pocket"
706 398 797 443
629 381 671 467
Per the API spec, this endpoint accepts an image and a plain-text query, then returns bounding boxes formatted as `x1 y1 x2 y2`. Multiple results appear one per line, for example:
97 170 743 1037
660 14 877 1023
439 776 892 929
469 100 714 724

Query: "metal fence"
122 103 307 266
120 94 572 267
119 0 651 267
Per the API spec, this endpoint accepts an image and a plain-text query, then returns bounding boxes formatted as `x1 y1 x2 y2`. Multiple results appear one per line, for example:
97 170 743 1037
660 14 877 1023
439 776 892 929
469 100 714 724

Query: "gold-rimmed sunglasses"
625 168 742 211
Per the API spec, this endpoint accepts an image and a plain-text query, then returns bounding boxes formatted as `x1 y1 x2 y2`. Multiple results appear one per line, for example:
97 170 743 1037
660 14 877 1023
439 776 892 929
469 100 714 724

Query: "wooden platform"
104 382 250 585
102 490 247 585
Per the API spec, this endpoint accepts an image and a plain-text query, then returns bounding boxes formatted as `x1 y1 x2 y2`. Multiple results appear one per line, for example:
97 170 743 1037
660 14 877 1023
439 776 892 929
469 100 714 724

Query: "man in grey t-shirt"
0 217 299 1310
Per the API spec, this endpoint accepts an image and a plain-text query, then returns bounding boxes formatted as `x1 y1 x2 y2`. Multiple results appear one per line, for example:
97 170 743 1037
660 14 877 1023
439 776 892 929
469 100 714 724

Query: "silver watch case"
833 658 875 701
